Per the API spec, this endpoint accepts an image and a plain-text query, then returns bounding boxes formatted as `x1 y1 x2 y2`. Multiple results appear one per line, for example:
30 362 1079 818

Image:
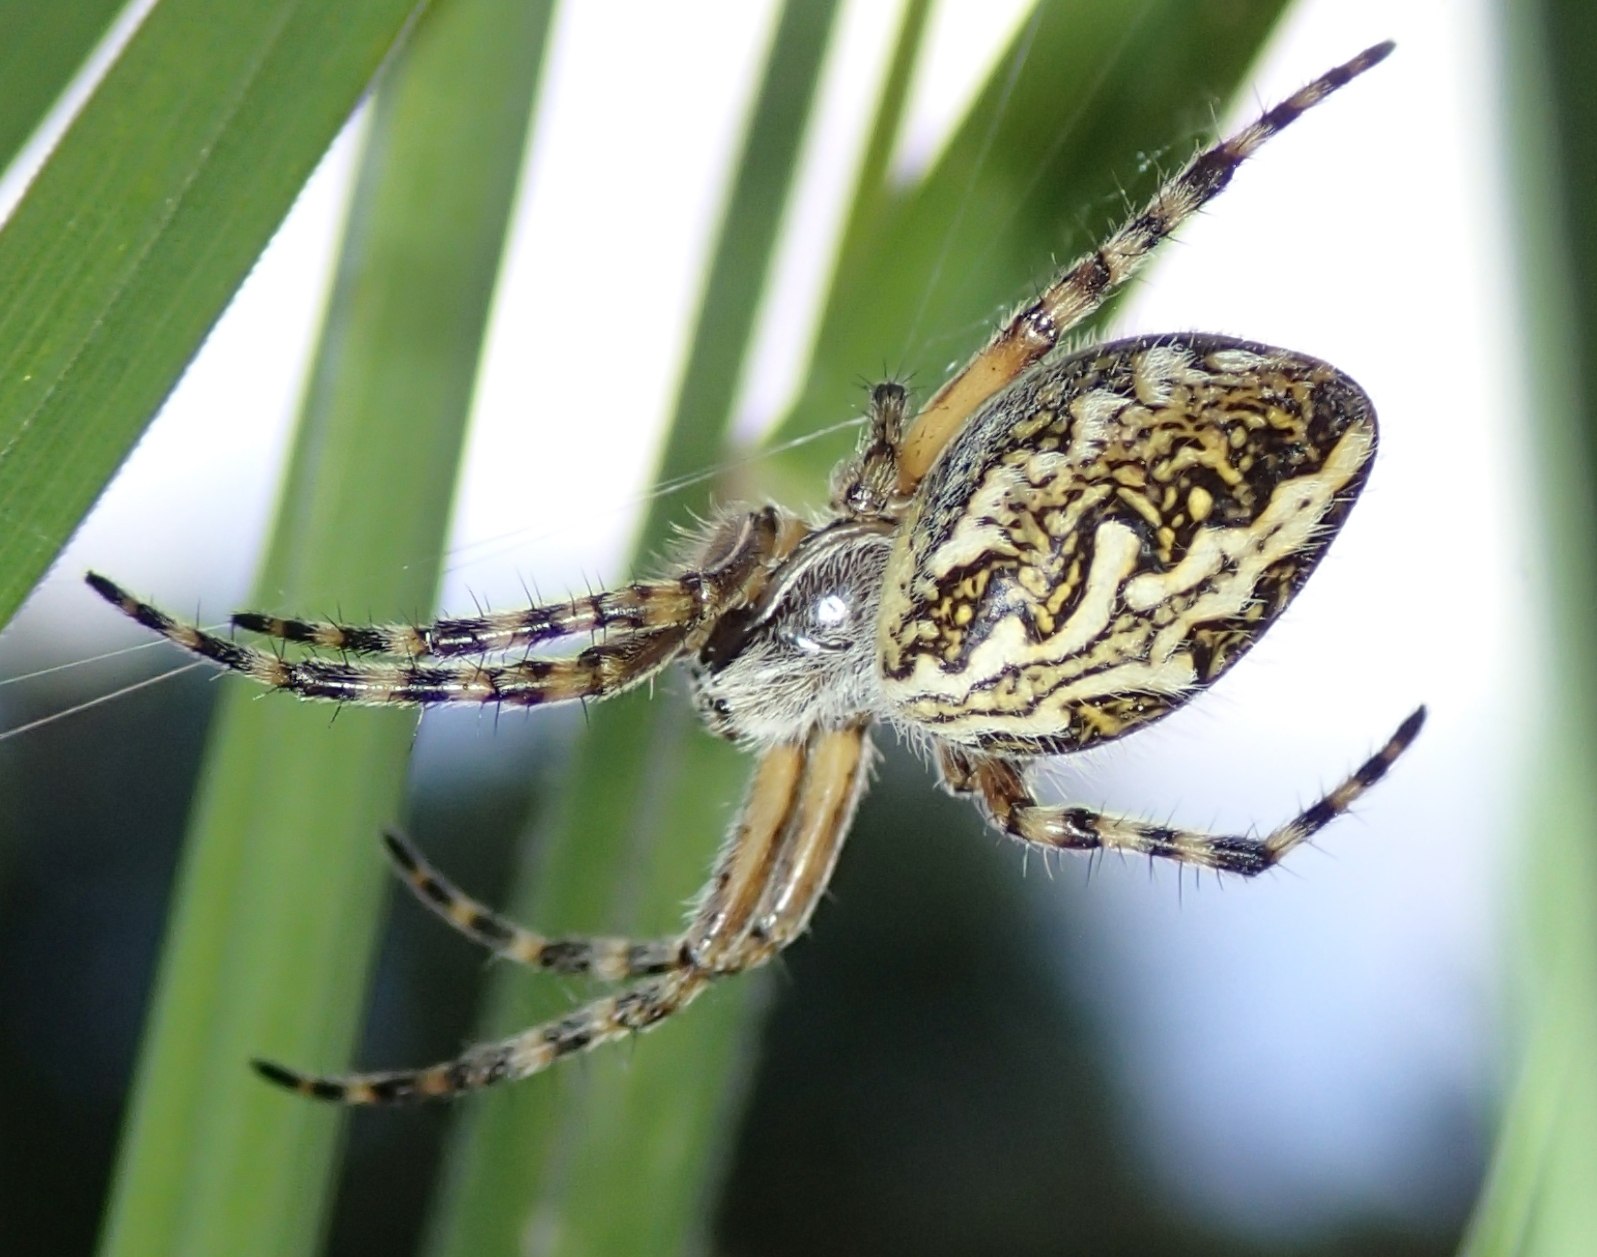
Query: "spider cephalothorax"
88 42 1422 1105
689 516 893 746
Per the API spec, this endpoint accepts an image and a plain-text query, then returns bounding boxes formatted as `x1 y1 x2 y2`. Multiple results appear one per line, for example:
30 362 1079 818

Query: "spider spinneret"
89 40 1422 1105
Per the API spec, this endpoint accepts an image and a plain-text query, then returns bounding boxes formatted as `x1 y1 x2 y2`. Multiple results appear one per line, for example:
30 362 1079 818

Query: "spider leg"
255 723 872 1103
88 572 687 707
831 382 908 520
252 972 713 1103
382 829 683 979
95 505 804 661
939 706 1423 876
896 40 1394 492
229 582 706 659
386 720 872 980
726 722 871 966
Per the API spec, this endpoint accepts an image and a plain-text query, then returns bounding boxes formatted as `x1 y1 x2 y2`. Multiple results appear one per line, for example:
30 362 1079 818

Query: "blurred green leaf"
1460 3 1597 1254
95 3 552 1255
0 2 125 174
421 6 845 1255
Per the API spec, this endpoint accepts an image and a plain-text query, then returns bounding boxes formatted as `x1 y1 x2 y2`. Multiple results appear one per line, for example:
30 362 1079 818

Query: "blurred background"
0 0 1569 1253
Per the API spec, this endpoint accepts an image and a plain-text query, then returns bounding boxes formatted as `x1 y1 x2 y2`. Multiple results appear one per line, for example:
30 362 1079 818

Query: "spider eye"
815 594 848 627
778 586 859 656
783 630 848 655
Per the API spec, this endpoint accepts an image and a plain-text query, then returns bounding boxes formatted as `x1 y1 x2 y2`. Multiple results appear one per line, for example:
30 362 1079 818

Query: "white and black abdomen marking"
877 334 1376 753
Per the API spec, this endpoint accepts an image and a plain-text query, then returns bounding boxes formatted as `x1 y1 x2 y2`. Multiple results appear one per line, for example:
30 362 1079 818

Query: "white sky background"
0 0 1526 1242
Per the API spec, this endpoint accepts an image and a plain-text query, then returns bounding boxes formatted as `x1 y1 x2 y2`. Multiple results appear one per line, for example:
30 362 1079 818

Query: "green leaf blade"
421 5 843 1255
0 0 428 627
0 2 126 175
1460 3 1597 1253
95 3 552 1254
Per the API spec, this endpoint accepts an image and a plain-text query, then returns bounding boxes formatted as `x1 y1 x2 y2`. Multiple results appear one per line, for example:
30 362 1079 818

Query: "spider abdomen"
876 333 1377 753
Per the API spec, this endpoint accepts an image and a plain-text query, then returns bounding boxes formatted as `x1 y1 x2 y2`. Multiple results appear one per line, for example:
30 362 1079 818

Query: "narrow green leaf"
1460 3 1597 1253
818 0 932 312
422 5 842 1255
0 0 428 628
0 1 125 175
95 4 552 1255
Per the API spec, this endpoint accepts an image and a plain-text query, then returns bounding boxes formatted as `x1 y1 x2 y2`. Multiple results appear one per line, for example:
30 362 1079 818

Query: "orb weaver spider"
88 40 1421 1104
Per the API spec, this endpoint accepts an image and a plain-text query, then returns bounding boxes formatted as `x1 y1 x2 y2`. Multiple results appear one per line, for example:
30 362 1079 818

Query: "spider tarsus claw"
252 1058 307 1092
253 1057 360 1103
84 571 126 606
380 827 421 870
1360 39 1396 66
86 572 171 635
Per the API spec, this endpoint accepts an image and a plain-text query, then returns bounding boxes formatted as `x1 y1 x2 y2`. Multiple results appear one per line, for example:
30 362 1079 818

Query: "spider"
88 41 1422 1105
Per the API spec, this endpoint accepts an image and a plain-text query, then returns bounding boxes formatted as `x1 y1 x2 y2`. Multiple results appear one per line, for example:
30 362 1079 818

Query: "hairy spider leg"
381 830 684 980
227 507 802 658
88 572 690 708
896 40 1395 491
83 508 810 708
940 706 1424 876
233 581 702 659
255 724 871 1103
